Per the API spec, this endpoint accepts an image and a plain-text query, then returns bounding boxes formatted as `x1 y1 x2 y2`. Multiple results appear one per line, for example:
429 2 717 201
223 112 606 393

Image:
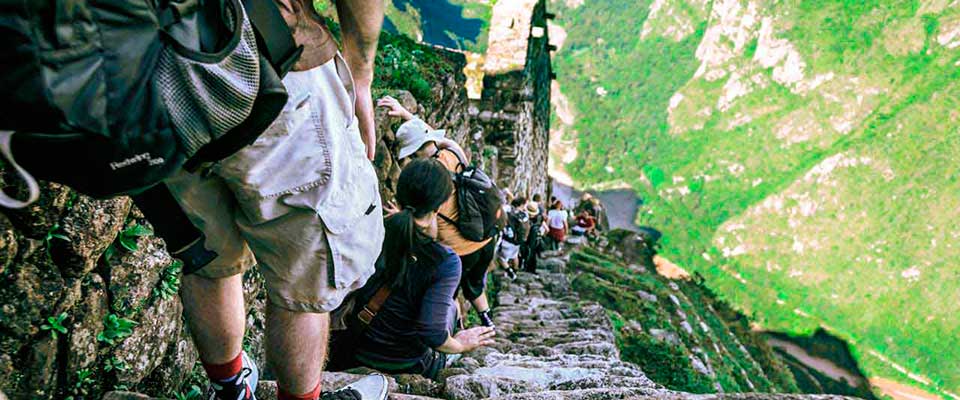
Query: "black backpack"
438 150 503 242
0 0 302 205
502 210 530 245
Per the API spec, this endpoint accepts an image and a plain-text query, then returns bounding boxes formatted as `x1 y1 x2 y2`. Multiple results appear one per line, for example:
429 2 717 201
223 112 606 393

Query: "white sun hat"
396 118 446 160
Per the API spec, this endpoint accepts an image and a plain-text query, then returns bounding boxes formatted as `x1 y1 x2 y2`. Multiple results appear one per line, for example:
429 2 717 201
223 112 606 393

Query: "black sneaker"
478 310 496 328
505 267 518 281
321 374 388 400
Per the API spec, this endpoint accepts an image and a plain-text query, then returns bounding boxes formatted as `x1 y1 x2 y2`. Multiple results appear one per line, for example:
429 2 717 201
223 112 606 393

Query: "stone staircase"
103 252 857 400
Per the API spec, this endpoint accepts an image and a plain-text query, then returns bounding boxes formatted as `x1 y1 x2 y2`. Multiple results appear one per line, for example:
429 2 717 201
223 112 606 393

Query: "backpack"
0 0 302 207
502 210 530 245
438 150 503 242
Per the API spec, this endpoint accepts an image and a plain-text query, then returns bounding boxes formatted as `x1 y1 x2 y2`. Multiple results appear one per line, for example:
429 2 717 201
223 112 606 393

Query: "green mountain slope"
550 0 960 397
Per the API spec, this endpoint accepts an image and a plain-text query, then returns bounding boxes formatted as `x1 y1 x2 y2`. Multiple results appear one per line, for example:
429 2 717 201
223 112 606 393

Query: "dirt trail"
870 378 942 400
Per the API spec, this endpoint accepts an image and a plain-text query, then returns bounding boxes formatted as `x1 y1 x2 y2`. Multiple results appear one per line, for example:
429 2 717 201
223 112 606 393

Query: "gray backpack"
0 0 301 207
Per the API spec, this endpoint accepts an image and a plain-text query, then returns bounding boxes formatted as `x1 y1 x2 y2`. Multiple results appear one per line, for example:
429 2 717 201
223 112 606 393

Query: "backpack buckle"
358 307 375 325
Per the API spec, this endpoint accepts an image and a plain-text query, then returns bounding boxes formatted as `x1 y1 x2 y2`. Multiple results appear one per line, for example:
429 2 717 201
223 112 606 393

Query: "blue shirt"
354 241 462 370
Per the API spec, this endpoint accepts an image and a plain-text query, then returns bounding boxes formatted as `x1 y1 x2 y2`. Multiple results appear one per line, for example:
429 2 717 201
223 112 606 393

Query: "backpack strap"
241 0 304 76
357 285 392 325
437 212 457 227
0 131 40 209
131 184 218 275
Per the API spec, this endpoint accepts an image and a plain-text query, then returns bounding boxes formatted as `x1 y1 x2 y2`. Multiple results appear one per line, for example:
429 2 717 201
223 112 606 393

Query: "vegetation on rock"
550 0 960 396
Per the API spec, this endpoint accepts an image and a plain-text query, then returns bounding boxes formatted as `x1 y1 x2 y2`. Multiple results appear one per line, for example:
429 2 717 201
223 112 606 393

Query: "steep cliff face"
549 1 958 397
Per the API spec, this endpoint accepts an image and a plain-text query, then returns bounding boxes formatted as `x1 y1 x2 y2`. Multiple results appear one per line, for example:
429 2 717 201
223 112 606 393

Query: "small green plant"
103 356 128 372
103 223 154 263
40 312 68 339
174 385 204 400
97 314 137 345
64 368 95 400
117 224 153 251
154 260 183 300
43 223 70 258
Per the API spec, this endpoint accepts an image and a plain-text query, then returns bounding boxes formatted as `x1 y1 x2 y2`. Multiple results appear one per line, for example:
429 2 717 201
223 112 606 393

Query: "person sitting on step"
326 159 496 379
379 95 499 329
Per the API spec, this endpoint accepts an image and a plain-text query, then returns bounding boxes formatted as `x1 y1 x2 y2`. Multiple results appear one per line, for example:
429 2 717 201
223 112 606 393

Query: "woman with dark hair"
546 200 568 250
327 159 496 379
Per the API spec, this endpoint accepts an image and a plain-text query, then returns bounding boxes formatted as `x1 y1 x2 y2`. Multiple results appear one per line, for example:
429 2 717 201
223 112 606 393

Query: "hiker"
327 159 496 379
546 200 568 251
532 194 547 218
521 202 546 273
495 190 519 280
499 197 530 280
382 96 500 328
164 2 390 400
572 210 598 240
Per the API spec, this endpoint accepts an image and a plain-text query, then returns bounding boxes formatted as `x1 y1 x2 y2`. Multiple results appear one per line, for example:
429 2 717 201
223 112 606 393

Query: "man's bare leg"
267 303 329 395
181 274 246 364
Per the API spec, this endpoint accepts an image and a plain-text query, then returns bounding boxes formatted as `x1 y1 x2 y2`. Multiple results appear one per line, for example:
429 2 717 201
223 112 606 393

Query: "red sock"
202 353 243 382
278 381 322 400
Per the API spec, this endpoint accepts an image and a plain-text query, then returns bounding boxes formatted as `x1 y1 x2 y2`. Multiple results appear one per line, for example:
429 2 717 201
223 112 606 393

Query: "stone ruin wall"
471 0 554 199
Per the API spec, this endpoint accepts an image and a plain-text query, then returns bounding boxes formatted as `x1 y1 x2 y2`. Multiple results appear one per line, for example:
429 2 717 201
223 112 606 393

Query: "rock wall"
470 0 553 198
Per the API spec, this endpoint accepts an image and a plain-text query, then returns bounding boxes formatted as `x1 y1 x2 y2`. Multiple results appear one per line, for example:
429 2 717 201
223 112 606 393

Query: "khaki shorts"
166 55 384 313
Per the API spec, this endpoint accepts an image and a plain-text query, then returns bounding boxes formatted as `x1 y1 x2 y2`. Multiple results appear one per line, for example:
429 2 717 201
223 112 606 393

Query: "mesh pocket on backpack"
155 0 261 156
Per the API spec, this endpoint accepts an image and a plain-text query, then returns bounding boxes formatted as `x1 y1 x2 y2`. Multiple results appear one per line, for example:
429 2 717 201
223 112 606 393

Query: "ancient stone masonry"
103 249 860 400
470 0 554 198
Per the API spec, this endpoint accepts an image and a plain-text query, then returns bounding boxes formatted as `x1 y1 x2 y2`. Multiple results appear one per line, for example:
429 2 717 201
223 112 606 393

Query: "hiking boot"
204 352 259 400
478 310 496 328
321 374 389 400
505 267 518 281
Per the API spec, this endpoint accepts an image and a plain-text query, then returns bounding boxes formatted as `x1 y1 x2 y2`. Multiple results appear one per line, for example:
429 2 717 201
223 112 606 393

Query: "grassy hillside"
550 0 960 397
567 244 802 394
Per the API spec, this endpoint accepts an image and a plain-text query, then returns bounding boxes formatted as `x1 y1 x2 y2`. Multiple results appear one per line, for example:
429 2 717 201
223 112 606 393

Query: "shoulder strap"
439 148 468 172
438 212 457 226
357 285 392 325
241 0 304 76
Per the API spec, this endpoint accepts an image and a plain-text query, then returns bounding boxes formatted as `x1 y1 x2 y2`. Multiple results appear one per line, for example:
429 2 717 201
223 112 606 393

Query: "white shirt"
547 209 567 230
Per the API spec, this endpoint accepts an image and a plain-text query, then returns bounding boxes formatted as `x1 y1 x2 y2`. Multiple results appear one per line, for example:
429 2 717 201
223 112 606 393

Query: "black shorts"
458 239 496 301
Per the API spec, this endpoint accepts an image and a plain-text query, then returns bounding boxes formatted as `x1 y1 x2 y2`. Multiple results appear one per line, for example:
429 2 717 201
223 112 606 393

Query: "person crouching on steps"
327 159 496 379
380 95 499 329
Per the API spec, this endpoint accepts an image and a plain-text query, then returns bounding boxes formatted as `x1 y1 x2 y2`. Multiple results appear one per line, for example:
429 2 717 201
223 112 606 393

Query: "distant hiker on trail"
521 202 546 273
572 209 598 240
495 189 519 280
327 159 495 379
575 193 607 232
382 96 502 329
532 193 547 218
164 2 390 400
502 189 515 213
546 200 568 251
499 197 530 280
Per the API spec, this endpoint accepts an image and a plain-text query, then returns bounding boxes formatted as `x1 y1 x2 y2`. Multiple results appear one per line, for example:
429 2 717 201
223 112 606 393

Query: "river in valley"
387 0 485 49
